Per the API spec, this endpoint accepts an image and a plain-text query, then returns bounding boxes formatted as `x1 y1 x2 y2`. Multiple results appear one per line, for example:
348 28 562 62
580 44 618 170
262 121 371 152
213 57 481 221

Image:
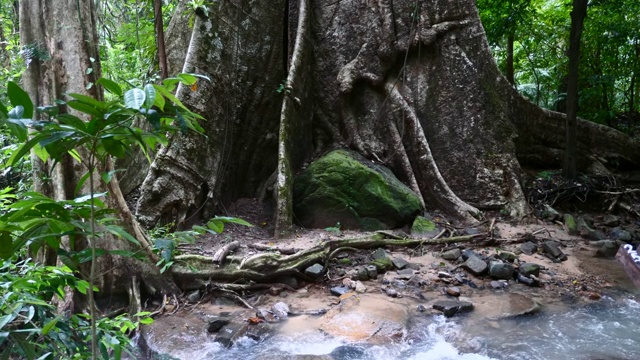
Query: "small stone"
186 290 201 302
588 292 602 301
256 309 278 323
417 304 427 312
542 205 561 221
407 263 421 270
515 272 538 287
330 286 350 296
519 263 541 277
602 214 620 227
207 318 230 333
611 227 632 242
542 241 565 260
498 252 517 262
215 323 249 347
564 214 579 235
462 256 488 276
305 263 324 278
385 288 398 297
397 268 414 276
442 248 462 261
354 281 367 293
373 248 390 261
490 280 508 290
595 240 619 258
279 291 288 298
343 278 356 288
391 279 406 289
366 265 378 279
489 261 515 280
520 242 538 255
392 257 409 270
432 300 474 317
461 249 479 261
271 302 290 318
356 266 370 281
446 287 461 297
438 271 452 278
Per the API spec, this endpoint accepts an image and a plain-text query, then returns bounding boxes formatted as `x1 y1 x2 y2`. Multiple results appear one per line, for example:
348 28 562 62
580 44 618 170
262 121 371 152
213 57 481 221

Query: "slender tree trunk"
506 32 515 85
154 0 168 79
563 0 588 180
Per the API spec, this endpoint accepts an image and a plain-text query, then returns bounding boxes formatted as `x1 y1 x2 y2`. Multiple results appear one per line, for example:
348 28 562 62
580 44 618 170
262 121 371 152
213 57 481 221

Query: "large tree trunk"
136 0 640 233
20 0 176 309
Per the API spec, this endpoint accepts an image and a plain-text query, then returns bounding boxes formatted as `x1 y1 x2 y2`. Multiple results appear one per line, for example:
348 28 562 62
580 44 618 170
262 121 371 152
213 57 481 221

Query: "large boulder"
293 150 423 230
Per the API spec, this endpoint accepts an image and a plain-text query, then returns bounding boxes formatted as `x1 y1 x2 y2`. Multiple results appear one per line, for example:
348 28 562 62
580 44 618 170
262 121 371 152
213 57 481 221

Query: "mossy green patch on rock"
564 214 578 236
293 150 423 230
370 258 393 271
411 216 436 235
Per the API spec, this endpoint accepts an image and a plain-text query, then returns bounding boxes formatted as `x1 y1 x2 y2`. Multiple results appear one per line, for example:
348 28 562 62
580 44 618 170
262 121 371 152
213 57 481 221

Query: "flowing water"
169 297 640 360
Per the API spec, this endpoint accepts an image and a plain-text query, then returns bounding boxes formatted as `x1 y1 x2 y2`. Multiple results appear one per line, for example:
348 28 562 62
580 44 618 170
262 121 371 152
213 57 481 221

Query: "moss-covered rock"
411 216 436 235
293 150 423 230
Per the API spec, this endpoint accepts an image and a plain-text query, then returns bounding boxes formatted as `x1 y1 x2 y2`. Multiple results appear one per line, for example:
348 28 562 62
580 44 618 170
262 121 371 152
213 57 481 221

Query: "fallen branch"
247 243 299 255
213 241 240 264
170 233 485 288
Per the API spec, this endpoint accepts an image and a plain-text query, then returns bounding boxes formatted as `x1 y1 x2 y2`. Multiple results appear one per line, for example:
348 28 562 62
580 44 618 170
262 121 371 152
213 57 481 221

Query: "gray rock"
275 276 299 290
407 262 421 270
519 263 541 277
602 214 620 227
271 302 289 318
215 323 249 347
446 287 461 297
356 266 370 281
438 271 452 278
391 279 406 289
442 248 462 261
330 286 350 296
207 318 230 333
186 290 201 302
461 249 479 261
256 309 279 323
392 257 409 270
373 248 389 261
611 227 632 242
498 251 517 262
542 241 567 261
490 280 508 290
489 261 515 280
463 228 481 236
595 240 619 258
330 346 366 360
520 242 538 255
542 205 561 221
397 268 414 276
417 304 427 312
462 256 488 276
385 288 398 297
432 300 474 317
305 263 324 278
366 265 378 279
515 272 539 287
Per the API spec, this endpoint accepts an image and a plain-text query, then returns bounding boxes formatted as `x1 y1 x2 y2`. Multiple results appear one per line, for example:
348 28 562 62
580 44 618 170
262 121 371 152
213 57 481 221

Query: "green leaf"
206 219 224 233
105 225 140 245
37 105 59 117
153 84 188 111
177 73 198 85
138 317 153 325
213 216 254 227
97 78 123 96
67 100 103 118
101 169 125 184
56 114 87 131
8 133 47 166
144 109 161 130
124 88 146 110
7 81 33 119
153 93 165 111
144 84 156 110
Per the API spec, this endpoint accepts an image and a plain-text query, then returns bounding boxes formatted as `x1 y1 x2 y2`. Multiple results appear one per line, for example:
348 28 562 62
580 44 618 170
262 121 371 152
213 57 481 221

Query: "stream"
139 297 640 360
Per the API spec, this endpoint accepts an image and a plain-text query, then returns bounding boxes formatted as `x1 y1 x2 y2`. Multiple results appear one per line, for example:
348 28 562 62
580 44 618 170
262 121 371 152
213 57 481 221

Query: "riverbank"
135 219 639 359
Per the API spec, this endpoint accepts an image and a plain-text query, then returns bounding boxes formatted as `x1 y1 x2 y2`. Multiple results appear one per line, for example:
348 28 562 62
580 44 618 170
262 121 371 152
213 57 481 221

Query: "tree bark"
135 0 640 233
19 0 177 309
563 0 588 180
506 32 515 85
154 0 168 79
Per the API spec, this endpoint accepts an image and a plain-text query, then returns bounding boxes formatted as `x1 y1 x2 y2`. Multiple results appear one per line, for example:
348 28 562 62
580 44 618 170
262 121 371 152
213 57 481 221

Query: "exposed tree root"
170 233 484 290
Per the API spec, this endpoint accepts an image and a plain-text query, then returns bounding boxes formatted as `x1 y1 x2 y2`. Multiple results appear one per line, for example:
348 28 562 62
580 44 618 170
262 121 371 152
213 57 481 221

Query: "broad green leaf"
67 100 103 118
144 109 161 130
105 225 140 245
144 84 156 110
124 88 146 110
97 78 123 96
0 101 7 117
67 93 106 110
7 81 33 119
207 219 224 233
74 171 91 197
153 84 188 111
101 169 125 184
32 143 50 162
138 317 153 325
42 316 61 335
56 114 87 132
37 105 59 117
213 216 253 227
177 73 197 85
153 93 165 111
8 134 47 166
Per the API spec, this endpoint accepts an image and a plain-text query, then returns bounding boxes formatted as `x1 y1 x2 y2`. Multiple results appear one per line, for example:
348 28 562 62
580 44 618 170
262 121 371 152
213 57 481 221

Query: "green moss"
411 216 436 234
370 258 393 271
564 214 578 235
293 150 422 230
338 258 352 265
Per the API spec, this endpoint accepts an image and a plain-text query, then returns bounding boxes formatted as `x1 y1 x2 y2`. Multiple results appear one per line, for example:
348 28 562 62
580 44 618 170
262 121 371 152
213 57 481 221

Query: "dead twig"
213 241 240 264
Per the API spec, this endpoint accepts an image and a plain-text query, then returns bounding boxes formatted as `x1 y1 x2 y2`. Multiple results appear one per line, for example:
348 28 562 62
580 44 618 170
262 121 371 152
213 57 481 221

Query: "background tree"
563 0 588 179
